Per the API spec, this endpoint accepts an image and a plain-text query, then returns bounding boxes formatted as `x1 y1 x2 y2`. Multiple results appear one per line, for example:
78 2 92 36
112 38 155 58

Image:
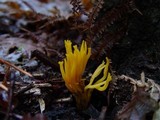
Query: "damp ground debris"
0 0 160 120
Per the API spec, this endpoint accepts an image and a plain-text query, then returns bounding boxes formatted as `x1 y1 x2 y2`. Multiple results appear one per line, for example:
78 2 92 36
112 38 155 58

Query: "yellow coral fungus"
59 40 91 94
58 40 112 109
85 57 112 91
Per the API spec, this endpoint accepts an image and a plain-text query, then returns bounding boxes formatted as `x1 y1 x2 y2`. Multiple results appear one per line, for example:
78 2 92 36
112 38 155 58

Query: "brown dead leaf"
0 0 72 17
115 74 160 120
0 34 45 59
115 87 158 120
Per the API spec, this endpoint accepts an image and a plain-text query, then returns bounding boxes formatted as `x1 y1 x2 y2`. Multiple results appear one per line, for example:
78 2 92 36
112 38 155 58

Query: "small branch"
54 96 72 103
4 80 15 120
0 84 8 91
32 50 59 71
3 66 11 85
98 106 107 120
0 58 32 77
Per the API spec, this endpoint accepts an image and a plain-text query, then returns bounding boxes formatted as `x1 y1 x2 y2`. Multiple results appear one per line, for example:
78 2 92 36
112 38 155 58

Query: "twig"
4 80 15 120
98 106 107 120
32 50 59 70
3 66 11 85
54 96 72 103
0 58 32 77
0 84 8 91
14 84 34 96
15 83 52 96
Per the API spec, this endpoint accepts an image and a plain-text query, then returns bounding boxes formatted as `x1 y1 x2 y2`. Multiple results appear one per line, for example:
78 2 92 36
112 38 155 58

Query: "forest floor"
0 0 160 120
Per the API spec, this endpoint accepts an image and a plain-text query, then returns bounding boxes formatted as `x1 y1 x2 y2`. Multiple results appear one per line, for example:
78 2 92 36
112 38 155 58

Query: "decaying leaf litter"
0 0 160 120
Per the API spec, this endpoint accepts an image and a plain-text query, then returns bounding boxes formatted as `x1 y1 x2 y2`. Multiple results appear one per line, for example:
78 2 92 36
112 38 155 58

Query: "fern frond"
87 0 104 26
91 22 128 59
92 1 135 36
70 0 87 15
